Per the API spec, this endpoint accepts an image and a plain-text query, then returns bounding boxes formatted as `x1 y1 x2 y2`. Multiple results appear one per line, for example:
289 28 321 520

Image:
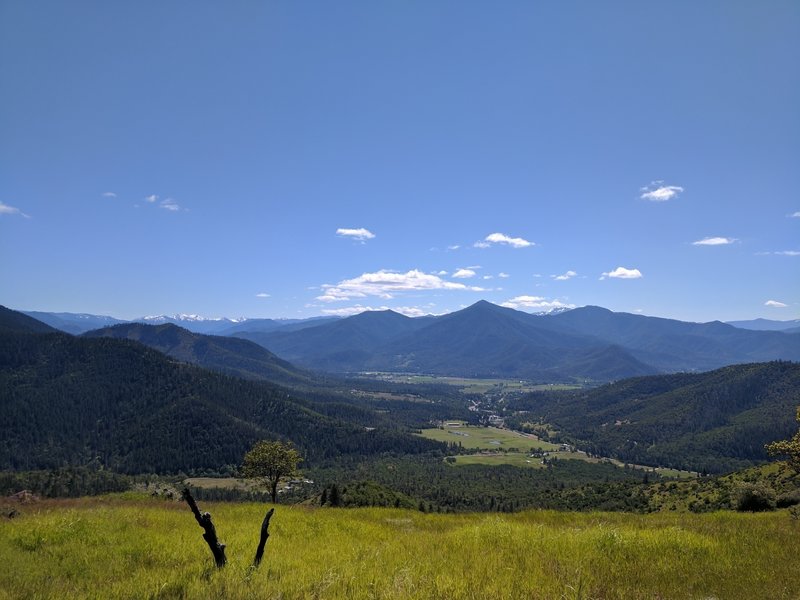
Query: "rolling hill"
82 322 314 387
512 361 800 473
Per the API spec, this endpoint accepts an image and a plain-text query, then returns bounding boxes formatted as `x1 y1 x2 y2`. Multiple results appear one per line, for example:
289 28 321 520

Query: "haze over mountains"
19 301 800 382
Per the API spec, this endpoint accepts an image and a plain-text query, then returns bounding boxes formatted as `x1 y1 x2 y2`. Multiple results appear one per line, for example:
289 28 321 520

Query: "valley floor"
1 496 798 599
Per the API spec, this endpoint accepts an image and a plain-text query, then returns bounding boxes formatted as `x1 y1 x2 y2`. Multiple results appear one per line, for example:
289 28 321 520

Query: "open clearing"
418 425 559 451
1 497 798 599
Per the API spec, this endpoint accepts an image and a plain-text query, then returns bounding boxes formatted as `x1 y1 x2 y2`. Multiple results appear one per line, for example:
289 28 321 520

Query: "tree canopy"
242 440 302 502
767 407 800 472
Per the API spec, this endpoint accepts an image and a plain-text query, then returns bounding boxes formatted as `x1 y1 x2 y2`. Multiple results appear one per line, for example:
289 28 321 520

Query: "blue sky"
1 1 798 322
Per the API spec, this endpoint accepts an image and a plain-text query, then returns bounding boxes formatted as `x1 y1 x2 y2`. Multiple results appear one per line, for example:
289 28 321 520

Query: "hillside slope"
83 322 314 387
514 361 800 473
0 324 442 473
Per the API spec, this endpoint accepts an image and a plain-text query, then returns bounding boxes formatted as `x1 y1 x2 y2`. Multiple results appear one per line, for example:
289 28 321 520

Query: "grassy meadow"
1 496 798 599
418 425 559 452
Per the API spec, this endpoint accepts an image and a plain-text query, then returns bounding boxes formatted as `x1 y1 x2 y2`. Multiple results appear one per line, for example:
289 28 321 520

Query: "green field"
361 372 582 394
1 496 798 599
418 425 559 451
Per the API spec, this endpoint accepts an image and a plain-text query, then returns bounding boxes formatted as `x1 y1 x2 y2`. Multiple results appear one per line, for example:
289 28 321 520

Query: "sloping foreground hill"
1 500 798 599
237 301 799 381
514 361 800 473
0 327 441 474
82 322 315 387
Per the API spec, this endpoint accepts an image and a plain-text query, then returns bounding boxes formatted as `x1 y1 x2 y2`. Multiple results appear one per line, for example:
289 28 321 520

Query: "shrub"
735 483 776 512
776 489 800 508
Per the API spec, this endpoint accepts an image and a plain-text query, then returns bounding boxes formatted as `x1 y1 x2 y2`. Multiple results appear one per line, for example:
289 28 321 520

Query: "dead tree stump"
182 488 227 568
253 507 275 567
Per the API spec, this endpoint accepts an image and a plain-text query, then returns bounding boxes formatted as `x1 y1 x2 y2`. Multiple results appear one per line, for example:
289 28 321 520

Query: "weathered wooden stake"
182 488 227 568
253 507 275 567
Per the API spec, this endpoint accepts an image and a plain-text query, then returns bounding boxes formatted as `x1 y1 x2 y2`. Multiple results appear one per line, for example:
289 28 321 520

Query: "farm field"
360 372 583 394
417 425 559 451
1 496 798 599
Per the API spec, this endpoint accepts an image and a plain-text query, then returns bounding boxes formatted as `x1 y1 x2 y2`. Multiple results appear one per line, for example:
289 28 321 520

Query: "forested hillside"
509 361 800 473
0 328 444 474
83 322 315 387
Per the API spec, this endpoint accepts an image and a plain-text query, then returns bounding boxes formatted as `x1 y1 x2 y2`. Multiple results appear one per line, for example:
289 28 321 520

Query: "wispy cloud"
320 304 431 317
765 300 788 308
160 198 181 211
102 192 117 198
552 270 577 281
640 181 684 202
336 228 375 242
692 236 737 246
498 272 510 279
317 269 484 302
452 268 477 278
600 267 643 280
790 212 800 218
145 194 158 203
255 293 271 298
774 250 800 256
501 295 575 312
475 232 533 249
447 244 461 251
0 201 30 218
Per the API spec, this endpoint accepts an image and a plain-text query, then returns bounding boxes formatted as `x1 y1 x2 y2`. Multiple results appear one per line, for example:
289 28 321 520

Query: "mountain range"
233 301 800 382
21 310 339 336
15 302 800 382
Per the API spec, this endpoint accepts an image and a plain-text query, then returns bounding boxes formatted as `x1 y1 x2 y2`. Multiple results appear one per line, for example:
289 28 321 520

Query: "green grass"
1 496 798 599
418 425 559 451
361 373 583 394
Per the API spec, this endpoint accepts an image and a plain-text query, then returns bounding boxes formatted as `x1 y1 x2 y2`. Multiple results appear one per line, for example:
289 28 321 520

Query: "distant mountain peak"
141 313 247 323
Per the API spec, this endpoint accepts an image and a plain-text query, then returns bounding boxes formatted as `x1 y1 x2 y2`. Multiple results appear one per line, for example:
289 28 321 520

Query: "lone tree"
243 440 302 502
766 406 800 472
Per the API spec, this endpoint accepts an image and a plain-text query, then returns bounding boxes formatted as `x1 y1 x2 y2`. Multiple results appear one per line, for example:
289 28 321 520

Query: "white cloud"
447 245 461 251
498 272 510 279
774 250 800 256
552 270 577 281
640 181 684 202
145 194 158 203
501 295 575 312
601 267 643 280
452 268 477 279
255 293 271 298
765 300 788 308
336 228 375 242
790 212 800 218
321 304 431 318
435 270 448 276
0 201 30 218
102 192 117 198
692 236 737 246
482 275 494 280
476 232 533 249
160 198 181 211
317 269 483 302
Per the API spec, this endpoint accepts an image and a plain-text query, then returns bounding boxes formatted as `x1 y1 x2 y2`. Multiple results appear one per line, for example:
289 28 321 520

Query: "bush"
735 483 776 512
776 489 800 508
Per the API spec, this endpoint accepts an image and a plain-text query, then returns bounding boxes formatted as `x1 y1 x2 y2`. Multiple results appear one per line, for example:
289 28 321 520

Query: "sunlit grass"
1 497 798 599
418 425 559 451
